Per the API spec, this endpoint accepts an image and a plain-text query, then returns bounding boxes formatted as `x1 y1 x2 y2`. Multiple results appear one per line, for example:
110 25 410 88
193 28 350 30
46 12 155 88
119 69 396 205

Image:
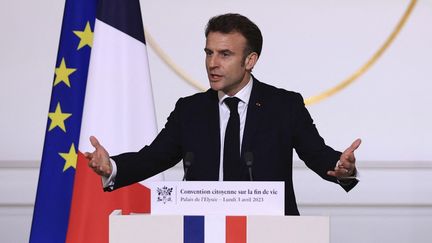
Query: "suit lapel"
205 90 222 176
241 78 264 156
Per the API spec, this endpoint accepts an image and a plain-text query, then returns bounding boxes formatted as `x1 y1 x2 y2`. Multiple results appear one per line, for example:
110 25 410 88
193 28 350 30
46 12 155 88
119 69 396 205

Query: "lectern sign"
145 181 284 215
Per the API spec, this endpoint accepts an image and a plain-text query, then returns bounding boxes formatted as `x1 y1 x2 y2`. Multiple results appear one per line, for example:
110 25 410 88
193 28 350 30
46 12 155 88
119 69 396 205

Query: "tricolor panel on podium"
110 211 329 243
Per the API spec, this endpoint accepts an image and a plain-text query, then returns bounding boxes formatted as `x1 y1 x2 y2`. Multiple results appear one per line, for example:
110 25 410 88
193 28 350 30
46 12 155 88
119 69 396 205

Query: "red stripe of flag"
226 216 247 243
65 153 150 242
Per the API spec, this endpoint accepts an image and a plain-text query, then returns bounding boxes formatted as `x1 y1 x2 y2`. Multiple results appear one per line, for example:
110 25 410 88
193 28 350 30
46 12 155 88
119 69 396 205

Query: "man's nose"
207 56 219 68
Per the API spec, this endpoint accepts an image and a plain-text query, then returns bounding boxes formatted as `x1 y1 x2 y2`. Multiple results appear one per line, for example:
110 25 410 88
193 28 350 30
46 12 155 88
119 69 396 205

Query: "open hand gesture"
85 136 112 177
327 138 361 179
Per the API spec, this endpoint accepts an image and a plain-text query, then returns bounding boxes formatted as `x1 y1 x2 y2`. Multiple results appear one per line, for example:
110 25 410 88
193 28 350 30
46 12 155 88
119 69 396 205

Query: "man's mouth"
209 74 222 81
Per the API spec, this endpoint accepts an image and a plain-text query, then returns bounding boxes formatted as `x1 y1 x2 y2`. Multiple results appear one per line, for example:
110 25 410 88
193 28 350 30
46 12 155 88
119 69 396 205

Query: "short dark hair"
205 13 263 57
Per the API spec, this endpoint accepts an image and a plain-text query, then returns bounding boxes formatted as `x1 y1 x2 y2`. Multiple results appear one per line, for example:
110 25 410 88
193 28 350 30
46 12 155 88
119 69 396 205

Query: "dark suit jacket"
111 77 357 215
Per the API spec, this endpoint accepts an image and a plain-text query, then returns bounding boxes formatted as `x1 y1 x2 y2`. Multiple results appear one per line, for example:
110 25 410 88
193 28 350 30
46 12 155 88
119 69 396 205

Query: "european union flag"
30 0 97 242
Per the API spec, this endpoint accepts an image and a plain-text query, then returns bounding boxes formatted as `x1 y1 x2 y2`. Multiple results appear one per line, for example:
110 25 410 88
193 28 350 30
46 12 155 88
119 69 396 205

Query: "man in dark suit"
87 13 360 215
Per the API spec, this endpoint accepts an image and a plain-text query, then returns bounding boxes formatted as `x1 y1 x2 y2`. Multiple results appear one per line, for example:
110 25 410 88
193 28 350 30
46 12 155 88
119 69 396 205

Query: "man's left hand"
327 138 361 179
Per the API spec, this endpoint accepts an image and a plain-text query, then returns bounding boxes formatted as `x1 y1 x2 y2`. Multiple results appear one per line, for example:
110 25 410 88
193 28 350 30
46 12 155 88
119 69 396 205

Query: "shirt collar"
218 76 253 105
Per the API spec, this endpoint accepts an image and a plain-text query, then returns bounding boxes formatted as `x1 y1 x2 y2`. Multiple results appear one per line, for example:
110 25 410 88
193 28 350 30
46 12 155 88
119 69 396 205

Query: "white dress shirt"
217 77 253 180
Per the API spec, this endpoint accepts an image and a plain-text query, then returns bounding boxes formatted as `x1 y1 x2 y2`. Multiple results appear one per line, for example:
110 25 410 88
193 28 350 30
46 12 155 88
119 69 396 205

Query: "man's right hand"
85 136 112 177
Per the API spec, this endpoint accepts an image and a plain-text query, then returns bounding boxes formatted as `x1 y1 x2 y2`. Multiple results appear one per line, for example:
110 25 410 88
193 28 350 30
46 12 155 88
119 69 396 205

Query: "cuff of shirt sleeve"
102 158 117 190
335 161 360 185
337 169 360 186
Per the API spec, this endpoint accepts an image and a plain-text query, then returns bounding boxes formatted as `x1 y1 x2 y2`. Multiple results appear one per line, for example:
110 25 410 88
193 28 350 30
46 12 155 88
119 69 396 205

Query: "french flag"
69 0 164 242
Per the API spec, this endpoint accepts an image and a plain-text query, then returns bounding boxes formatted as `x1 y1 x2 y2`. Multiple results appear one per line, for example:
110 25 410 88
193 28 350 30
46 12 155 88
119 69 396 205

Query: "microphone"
244 152 253 181
182 152 194 181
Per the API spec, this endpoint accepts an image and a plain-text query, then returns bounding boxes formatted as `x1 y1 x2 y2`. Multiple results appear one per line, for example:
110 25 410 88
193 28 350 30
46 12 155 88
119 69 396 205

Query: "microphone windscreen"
245 152 253 166
184 152 194 167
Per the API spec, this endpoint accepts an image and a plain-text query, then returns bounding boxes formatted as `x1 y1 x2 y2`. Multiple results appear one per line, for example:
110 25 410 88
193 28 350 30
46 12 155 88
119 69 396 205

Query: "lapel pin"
255 102 261 107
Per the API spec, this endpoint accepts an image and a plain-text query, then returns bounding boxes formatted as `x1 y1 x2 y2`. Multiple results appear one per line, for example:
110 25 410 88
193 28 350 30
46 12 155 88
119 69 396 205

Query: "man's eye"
222 52 230 57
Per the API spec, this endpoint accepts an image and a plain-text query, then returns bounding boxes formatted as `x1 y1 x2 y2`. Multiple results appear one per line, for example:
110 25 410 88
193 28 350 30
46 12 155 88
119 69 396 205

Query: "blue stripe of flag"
184 216 205 243
96 0 146 44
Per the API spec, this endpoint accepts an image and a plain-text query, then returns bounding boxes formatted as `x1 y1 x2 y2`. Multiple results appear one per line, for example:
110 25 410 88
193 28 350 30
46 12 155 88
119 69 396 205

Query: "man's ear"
245 52 259 71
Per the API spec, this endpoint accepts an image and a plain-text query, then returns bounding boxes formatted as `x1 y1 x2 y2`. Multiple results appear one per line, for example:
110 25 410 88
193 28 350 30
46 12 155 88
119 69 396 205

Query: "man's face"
204 31 252 96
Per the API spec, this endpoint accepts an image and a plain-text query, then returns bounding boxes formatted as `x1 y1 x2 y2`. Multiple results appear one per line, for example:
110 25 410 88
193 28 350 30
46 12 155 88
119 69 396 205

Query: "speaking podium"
109 181 329 243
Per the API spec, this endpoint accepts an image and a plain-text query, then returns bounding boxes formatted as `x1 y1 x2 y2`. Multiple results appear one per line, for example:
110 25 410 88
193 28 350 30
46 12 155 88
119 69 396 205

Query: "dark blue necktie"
223 97 241 180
